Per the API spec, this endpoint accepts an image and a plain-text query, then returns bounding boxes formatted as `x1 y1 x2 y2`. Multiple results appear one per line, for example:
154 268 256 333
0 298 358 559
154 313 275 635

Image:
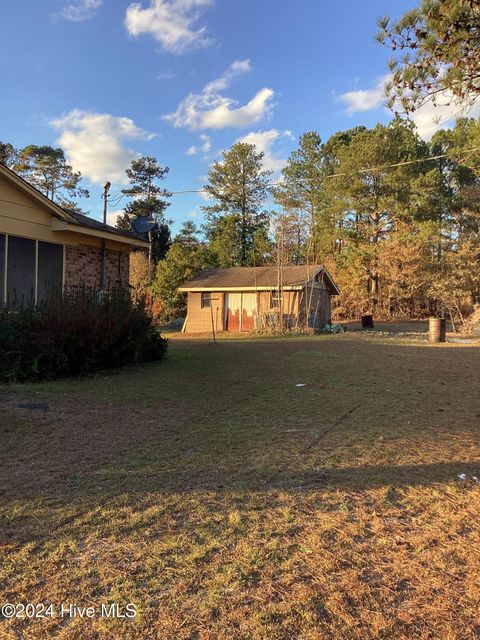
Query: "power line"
106 147 480 200
107 195 125 207
323 148 480 179
267 146 480 184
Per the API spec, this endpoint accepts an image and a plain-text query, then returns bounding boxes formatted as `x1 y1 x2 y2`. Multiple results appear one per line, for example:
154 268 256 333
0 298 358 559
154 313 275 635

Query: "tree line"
150 116 480 326
2 0 479 326
2 117 480 326
150 0 480 326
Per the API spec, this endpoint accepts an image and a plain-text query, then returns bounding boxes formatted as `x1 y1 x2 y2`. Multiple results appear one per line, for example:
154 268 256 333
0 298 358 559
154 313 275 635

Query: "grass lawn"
1 331 480 639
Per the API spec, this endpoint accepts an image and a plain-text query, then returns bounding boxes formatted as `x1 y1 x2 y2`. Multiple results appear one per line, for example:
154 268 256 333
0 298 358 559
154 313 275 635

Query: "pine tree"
14 145 89 208
203 142 272 266
118 157 172 263
377 0 480 113
0 142 18 168
273 131 334 263
322 119 430 310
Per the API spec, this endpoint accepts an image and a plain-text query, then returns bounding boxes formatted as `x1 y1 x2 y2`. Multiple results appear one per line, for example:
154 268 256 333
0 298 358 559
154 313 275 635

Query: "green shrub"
0 289 168 382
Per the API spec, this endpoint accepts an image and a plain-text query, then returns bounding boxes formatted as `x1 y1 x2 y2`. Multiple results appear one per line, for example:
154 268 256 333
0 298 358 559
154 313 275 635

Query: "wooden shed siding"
184 282 332 333
257 290 298 313
187 291 225 333
257 290 300 328
299 284 331 328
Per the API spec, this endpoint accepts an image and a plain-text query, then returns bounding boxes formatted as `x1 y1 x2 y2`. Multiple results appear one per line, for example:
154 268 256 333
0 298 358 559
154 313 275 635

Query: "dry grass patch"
1 334 480 639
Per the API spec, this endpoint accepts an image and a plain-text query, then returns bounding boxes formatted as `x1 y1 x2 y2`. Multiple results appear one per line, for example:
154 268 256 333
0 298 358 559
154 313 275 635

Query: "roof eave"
179 265 341 295
179 285 308 292
319 266 340 295
51 219 150 247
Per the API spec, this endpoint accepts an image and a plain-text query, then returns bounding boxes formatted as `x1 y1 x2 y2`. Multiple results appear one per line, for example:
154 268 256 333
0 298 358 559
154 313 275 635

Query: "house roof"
63 208 145 242
179 265 340 294
0 162 149 248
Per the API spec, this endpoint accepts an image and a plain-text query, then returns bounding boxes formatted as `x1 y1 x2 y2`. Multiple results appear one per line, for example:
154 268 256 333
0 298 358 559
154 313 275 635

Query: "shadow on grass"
2 336 480 512
2 458 479 546
71 459 480 497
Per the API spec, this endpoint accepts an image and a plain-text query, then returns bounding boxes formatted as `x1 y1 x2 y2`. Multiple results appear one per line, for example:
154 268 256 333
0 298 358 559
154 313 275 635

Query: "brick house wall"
64 244 130 294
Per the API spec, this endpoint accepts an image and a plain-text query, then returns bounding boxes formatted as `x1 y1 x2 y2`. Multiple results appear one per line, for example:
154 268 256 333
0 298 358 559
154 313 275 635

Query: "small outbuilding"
178 265 339 333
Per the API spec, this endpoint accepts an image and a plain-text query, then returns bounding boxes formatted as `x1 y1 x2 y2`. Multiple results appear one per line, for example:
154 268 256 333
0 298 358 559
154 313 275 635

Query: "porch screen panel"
38 241 63 302
7 236 35 307
0 234 4 305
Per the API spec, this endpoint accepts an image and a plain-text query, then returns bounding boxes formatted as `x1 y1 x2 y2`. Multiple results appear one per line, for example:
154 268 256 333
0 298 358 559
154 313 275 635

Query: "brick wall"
64 244 130 295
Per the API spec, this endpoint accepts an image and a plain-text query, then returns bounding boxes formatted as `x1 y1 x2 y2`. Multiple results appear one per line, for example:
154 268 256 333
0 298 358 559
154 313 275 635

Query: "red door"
241 293 257 331
225 293 241 331
225 293 257 332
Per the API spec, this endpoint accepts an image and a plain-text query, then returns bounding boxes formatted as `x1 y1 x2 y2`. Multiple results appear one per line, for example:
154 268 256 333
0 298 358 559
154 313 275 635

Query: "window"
270 291 282 308
37 241 63 302
0 234 4 305
7 236 35 308
3 236 64 307
201 292 212 308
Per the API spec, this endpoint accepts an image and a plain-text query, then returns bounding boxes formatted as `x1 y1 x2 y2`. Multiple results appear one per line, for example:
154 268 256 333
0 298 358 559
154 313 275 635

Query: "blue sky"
1 0 454 232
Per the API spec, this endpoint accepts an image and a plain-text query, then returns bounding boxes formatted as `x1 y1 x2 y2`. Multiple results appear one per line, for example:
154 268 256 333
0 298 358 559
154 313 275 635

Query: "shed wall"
299 283 331 329
187 291 225 333
257 290 300 329
184 284 332 333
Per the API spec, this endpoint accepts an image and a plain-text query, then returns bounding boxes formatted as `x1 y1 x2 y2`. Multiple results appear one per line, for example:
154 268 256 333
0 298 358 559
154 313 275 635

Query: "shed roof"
179 265 339 294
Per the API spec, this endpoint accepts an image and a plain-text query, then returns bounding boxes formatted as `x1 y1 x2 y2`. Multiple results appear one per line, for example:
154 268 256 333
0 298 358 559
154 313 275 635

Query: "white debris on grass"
457 473 480 482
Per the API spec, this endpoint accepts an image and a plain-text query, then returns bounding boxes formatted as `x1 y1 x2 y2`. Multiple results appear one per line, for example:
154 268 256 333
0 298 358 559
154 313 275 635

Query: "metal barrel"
428 317 446 343
361 314 374 329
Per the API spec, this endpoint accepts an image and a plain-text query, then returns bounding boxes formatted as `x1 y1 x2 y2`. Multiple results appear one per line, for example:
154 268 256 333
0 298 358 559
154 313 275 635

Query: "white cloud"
408 93 480 140
186 133 212 155
199 188 213 201
125 0 213 54
50 110 155 184
201 134 212 152
164 60 274 130
337 75 389 116
168 88 274 130
203 59 251 94
57 0 102 22
106 210 124 227
237 129 293 174
157 70 177 80
338 75 480 140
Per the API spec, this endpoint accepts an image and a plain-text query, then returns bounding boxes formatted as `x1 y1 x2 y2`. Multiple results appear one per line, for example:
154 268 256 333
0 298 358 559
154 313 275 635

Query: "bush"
0 289 168 382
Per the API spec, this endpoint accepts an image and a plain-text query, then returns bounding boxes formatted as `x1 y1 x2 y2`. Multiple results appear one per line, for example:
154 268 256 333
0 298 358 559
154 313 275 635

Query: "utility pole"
102 181 111 225
276 216 284 331
148 229 153 278
100 181 111 291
